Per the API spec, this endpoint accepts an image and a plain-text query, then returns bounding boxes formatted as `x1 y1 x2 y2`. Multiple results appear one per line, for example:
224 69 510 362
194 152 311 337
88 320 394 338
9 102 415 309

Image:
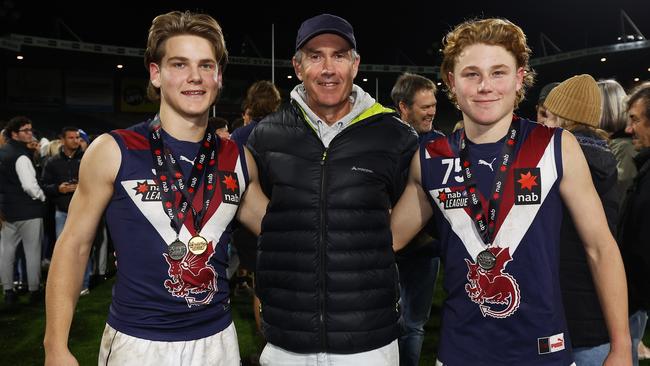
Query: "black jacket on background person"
559 128 620 347
247 101 417 354
618 147 650 313
0 139 44 221
40 147 83 212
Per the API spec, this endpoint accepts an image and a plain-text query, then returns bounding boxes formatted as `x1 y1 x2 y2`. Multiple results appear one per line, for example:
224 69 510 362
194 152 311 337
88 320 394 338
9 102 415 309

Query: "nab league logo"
514 168 541 205
163 242 218 307
464 247 521 318
436 188 469 209
133 180 161 201
219 171 240 205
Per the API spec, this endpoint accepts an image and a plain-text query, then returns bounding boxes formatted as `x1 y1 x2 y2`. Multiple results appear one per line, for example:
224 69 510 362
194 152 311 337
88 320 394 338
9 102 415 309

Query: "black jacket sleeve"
390 120 418 205
40 157 60 197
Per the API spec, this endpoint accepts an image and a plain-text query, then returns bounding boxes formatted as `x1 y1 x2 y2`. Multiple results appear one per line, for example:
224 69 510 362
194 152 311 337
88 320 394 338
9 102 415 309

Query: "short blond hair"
441 18 535 107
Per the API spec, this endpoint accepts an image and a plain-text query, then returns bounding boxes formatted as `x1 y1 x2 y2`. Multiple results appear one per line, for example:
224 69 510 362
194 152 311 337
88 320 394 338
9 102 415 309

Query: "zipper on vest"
319 148 328 350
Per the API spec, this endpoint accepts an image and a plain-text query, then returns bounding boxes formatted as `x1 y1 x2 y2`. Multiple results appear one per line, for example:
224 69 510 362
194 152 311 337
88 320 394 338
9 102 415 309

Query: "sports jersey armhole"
418 144 436 209
238 143 250 187
108 130 128 191
418 135 448 209
554 128 564 181
419 142 427 185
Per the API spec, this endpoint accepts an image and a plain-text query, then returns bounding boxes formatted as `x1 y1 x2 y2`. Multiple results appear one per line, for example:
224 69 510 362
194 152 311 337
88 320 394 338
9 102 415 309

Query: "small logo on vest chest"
133 180 161 201
436 188 469 209
514 168 541 205
219 171 240 205
351 166 374 174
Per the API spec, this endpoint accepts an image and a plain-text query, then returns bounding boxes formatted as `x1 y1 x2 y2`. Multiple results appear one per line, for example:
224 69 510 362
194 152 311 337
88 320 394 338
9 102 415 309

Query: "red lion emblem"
163 241 217 307
464 246 520 318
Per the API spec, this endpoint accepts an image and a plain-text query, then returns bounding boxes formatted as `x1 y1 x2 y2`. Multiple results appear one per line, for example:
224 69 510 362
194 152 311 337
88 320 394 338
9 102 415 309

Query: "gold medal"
188 235 208 255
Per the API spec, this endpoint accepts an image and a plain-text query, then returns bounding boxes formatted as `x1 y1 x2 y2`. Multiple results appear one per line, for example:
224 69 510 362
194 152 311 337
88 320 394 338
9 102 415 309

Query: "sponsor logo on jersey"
538 332 566 354
464 246 521 318
219 171 240 205
133 180 160 201
436 187 469 209
179 155 195 165
478 157 497 172
514 168 541 205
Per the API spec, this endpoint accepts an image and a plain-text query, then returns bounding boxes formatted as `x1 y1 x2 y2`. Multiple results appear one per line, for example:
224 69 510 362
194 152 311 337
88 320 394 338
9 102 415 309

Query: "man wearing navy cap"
248 13 417 365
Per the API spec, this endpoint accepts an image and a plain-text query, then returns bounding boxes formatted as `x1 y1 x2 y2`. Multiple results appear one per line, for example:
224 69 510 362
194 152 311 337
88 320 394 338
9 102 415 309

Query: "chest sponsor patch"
436 187 469 209
538 332 566 354
219 171 240 205
514 167 541 205
133 180 161 201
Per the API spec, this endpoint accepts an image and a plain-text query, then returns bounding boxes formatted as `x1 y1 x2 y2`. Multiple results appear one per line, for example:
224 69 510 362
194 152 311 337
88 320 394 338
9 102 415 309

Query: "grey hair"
597 79 628 133
626 81 650 121
293 48 360 64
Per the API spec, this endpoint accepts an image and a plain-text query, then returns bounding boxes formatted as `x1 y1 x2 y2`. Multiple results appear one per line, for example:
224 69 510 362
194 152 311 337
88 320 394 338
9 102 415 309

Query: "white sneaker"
639 341 650 360
80 288 90 296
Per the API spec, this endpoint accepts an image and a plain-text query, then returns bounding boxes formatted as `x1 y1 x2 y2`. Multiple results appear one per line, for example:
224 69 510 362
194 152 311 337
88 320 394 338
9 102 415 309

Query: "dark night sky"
1 0 649 131
4 0 649 66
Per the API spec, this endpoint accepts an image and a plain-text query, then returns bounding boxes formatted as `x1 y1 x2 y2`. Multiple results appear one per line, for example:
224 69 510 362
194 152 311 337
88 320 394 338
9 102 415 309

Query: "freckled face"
448 43 523 127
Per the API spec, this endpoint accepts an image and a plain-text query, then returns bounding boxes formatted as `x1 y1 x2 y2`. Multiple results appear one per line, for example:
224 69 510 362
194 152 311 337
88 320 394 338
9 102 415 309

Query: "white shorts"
98 322 240 366
259 340 398 366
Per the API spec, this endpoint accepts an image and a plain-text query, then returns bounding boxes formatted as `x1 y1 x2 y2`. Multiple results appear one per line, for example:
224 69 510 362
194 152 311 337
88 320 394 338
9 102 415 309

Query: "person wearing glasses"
0 116 46 306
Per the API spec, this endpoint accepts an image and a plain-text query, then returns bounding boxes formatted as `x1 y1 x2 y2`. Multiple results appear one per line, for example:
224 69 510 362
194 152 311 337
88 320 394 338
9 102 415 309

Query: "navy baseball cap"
295 14 356 51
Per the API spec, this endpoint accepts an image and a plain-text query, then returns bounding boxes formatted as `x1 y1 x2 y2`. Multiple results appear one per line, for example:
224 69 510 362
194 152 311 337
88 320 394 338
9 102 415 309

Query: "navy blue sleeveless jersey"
105 121 248 341
421 118 574 365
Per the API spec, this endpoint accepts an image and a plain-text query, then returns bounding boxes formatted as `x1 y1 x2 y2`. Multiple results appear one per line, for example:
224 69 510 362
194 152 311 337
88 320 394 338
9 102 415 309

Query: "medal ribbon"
148 116 219 237
458 119 520 245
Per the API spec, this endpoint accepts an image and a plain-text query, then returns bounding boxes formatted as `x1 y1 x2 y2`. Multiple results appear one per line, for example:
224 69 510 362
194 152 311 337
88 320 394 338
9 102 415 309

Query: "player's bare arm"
391 151 433 252
236 147 268 236
559 129 631 365
44 133 120 366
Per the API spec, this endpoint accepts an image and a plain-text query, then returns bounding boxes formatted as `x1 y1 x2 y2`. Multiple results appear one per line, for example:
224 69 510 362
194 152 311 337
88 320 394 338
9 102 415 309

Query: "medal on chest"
458 121 520 263
148 116 219 260
188 235 209 255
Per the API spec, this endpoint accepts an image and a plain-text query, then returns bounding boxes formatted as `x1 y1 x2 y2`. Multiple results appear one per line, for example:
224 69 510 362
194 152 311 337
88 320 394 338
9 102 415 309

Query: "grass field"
1 275 648 365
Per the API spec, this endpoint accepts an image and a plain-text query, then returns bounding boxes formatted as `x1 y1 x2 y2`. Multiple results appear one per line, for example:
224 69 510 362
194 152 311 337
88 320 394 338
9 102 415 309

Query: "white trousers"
98 322 240 366
0 218 43 291
259 340 399 366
